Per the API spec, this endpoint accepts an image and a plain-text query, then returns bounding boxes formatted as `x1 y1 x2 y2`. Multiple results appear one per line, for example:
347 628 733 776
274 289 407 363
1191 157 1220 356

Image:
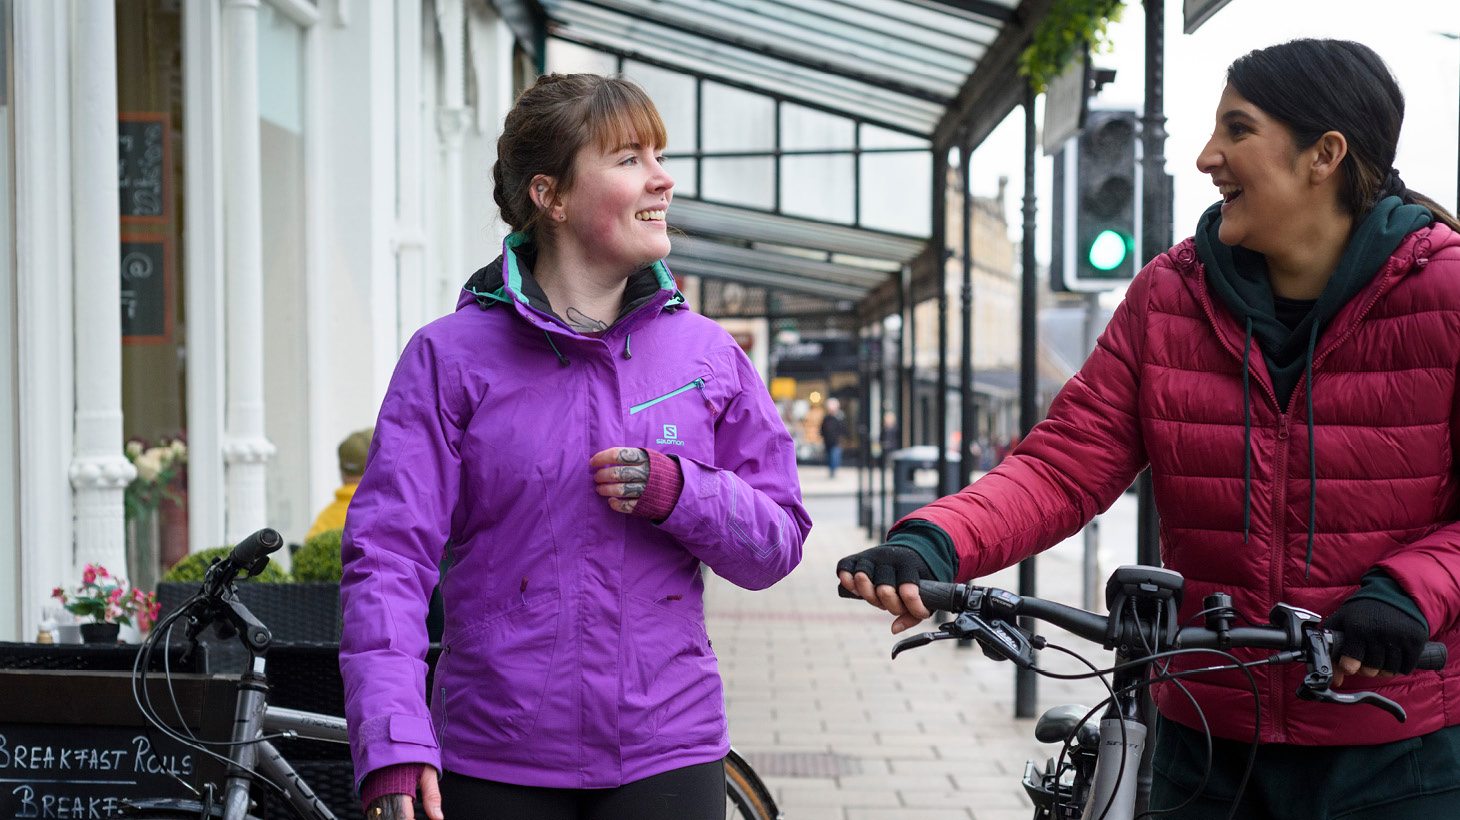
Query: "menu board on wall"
121 235 171 344
118 113 168 223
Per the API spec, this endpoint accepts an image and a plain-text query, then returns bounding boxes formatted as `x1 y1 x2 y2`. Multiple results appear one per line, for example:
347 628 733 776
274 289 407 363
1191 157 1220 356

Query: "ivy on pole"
1018 0 1126 93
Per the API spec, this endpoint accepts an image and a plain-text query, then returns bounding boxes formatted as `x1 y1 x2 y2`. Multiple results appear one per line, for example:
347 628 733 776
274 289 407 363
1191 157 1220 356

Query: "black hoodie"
1195 195 1432 595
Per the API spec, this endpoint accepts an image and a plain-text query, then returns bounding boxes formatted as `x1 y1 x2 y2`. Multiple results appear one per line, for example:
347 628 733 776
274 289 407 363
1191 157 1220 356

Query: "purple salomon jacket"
339 233 812 790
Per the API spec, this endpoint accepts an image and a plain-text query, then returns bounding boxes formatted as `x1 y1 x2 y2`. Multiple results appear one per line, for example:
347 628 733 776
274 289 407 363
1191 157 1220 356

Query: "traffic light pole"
1016 87 1039 719
1136 1 1172 813
1137 0 1172 570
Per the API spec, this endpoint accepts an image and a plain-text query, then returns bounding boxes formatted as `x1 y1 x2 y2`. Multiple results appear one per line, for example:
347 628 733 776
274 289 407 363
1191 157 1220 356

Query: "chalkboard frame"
118 112 170 226
0 669 235 818
120 233 174 346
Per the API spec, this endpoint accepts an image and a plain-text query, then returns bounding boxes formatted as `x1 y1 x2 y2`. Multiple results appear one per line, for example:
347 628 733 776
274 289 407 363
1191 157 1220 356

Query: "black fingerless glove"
834 521 959 594
1326 572 1429 674
835 544 935 590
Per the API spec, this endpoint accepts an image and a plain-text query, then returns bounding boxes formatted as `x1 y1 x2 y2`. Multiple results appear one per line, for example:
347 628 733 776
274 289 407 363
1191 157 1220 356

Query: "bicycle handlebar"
913 578 1448 671
202 527 283 595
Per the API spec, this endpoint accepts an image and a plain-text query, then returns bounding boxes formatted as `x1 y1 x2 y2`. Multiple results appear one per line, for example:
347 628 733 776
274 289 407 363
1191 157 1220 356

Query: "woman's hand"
364 768 442 820
590 447 651 514
835 544 935 634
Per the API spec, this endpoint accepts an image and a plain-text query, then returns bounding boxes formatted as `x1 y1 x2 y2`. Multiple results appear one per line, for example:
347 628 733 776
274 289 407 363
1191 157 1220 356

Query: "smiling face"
556 138 674 276
1196 84 1319 254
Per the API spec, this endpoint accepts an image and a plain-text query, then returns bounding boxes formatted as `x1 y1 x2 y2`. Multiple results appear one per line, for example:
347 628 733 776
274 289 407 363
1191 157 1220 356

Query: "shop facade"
2 0 525 641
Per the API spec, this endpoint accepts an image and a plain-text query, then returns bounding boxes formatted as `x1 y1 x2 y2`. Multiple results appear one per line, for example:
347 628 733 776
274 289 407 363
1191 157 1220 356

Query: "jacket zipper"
629 377 710 414
1270 414 1290 741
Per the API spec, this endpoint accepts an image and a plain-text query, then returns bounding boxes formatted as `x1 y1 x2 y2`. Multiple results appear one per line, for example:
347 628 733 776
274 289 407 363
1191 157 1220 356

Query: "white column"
435 0 468 315
68 0 134 575
221 0 275 542
184 0 227 554
395 0 426 340
14 0 76 640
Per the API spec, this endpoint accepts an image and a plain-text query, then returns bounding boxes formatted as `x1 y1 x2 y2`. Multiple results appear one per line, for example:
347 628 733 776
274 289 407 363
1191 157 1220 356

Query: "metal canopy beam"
932 0 1055 152
672 235 891 289
912 0 1016 24
565 0 958 103
671 199 926 263
668 256 870 301
550 33 929 138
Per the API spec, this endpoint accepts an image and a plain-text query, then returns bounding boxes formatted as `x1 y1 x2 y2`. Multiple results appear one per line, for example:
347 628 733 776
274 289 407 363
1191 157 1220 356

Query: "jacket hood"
457 231 685 320
1194 196 1435 575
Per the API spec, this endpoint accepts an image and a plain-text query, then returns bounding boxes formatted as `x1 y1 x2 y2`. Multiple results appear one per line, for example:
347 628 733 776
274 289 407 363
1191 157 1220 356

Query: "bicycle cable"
129 597 298 805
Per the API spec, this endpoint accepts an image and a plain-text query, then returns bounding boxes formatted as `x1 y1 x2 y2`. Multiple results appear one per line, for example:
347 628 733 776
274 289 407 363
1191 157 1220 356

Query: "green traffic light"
1089 229 1130 271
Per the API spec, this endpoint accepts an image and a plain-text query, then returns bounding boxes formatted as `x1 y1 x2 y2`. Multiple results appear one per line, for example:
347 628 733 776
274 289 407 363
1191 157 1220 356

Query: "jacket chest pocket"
629 373 716 457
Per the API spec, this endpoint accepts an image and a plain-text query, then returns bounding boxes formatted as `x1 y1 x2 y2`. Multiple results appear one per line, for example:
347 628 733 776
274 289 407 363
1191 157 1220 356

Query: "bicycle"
887 565 1448 820
115 527 782 820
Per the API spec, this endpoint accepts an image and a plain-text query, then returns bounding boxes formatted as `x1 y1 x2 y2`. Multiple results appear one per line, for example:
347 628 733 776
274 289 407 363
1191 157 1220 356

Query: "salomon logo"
656 423 684 448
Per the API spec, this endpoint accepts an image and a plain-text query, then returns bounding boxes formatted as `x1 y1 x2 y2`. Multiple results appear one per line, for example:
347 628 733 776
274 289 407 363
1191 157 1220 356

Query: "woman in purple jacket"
341 74 812 820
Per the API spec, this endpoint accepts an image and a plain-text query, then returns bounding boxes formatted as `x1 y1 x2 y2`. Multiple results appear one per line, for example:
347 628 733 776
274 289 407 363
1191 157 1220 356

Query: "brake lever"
1295 625 1408 722
891 613 1037 668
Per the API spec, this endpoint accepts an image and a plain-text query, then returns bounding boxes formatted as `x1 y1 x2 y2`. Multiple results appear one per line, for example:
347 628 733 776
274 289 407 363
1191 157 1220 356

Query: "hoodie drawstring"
1304 321 1319 578
623 333 633 360
1241 317 1253 544
544 331 569 366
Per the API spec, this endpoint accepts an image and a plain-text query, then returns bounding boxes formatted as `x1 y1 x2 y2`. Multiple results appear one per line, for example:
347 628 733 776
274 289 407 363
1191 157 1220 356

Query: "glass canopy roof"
527 0 1044 321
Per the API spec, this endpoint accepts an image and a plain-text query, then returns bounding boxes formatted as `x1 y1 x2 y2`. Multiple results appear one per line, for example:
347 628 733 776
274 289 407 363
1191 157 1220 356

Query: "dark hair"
492 74 668 242
1227 39 1459 231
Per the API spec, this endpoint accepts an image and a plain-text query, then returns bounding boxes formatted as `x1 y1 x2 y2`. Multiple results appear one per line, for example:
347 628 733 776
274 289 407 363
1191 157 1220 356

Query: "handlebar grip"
1329 632 1448 671
1419 641 1448 670
229 527 283 570
916 580 967 613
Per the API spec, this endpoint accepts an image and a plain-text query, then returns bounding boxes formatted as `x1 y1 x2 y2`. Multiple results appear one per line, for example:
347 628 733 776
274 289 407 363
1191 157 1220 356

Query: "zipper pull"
1278 415 1290 440
694 378 714 412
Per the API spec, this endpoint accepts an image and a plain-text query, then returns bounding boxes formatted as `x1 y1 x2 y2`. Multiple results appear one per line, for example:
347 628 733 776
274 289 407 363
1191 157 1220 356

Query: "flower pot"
79 622 121 644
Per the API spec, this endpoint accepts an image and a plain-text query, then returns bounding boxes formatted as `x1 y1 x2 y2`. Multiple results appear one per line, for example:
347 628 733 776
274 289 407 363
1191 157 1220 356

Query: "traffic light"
1071 110 1139 288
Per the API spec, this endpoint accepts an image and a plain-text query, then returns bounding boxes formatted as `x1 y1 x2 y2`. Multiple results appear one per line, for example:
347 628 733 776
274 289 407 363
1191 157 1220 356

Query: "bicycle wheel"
725 749 781 820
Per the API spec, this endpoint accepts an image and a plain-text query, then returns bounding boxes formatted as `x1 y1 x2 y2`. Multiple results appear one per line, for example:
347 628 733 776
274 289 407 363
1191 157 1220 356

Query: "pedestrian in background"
340 73 811 820
303 427 371 542
838 39 1460 817
820 397 847 478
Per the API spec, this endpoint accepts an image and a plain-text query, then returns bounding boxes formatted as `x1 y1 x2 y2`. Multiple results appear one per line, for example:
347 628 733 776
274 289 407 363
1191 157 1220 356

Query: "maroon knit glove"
633 450 684 522
360 763 422 814
589 447 683 520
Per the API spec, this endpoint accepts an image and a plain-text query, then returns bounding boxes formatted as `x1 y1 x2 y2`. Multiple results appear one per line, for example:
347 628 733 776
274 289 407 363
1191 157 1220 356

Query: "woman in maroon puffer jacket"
839 39 1460 818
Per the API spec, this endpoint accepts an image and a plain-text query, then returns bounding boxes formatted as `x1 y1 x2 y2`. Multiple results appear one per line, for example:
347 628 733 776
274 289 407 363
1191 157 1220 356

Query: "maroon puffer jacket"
909 223 1460 745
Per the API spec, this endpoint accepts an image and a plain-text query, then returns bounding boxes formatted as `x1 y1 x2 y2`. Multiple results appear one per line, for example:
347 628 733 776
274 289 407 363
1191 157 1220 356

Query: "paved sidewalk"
704 464 1137 820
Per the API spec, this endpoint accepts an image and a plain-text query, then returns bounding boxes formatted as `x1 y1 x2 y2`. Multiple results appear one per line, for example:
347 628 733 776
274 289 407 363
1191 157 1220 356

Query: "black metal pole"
1136 1 1172 812
856 323 869 533
897 265 908 450
1137 0 1172 570
1015 87 1039 719
935 148 951 496
876 319 888 535
960 141 976 489
906 263 918 445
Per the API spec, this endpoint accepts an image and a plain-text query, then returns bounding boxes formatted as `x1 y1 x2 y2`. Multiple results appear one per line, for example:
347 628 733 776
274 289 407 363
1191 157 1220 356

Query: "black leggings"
439 759 726 820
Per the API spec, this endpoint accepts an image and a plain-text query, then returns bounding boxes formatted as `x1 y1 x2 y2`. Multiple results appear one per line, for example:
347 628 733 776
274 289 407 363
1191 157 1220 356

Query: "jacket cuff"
1347 569 1430 634
885 520 958 582
632 450 684 523
360 763 423 811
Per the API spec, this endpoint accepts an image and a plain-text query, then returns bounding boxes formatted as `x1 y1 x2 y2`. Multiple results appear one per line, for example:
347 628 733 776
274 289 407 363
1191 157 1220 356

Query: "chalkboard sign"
0 725 200 818
118 114 168 223
120 236 171 344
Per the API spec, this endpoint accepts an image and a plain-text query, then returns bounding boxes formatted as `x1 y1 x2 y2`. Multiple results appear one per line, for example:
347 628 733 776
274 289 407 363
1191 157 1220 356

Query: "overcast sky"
970 0 1460 268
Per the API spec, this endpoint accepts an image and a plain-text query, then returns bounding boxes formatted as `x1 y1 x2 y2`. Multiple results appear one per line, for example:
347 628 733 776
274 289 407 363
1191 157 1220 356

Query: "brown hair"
1227 40 1460 231
492 74 668 242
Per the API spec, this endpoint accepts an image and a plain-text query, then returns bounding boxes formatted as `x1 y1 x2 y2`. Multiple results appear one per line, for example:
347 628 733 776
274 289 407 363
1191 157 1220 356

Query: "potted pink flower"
52 563 160 644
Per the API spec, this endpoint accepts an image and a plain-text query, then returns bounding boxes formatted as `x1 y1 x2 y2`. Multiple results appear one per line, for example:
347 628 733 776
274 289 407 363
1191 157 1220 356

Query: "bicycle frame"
218 655 347 820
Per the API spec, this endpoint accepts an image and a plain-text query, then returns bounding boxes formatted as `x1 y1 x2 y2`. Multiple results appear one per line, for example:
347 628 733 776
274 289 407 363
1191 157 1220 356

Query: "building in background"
2 0 528 641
